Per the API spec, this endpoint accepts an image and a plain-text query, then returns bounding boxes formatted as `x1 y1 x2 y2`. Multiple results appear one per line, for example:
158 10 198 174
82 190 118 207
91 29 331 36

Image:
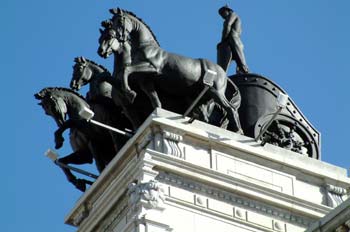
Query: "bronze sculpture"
70 56 150 130
98 9 243 133
217 5 249 74
34 5 322 192
35 87 122 191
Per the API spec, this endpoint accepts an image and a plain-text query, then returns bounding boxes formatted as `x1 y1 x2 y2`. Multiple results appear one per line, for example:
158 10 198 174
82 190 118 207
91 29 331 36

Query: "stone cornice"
148 149 330 219
149 109 349 186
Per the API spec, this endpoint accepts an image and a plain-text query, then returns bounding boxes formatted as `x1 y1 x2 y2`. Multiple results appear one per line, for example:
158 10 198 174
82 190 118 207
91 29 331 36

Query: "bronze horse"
70 56 152 130
35 87 119 191
97 8 242 133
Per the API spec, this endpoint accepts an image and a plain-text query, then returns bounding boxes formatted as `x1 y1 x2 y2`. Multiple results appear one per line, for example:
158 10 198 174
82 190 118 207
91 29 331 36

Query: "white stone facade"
65 109 350 232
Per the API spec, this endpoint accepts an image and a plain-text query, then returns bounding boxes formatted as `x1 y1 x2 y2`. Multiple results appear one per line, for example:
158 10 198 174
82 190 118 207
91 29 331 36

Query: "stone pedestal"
65 109 350 232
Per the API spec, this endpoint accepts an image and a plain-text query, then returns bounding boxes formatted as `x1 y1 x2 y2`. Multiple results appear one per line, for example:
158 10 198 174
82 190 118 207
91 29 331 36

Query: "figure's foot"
236 66 249 74
125 90 137 103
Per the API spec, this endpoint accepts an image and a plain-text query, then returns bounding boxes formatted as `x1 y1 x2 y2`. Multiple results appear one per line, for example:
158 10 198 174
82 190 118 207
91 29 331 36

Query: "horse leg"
58 149 93 192
210 89 243 134
121 63 158 103
110 88 142 130
88 139 116 173
139 78 162 108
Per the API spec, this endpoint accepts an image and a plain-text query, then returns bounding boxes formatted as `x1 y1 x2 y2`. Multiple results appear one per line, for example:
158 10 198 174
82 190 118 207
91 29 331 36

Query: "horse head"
109 8 160 47
97 20 122 58
70 57 93 90
35 88 67 127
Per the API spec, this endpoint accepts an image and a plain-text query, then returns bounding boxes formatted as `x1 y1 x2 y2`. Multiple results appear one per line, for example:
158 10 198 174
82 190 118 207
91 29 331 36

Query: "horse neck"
59 91 88 119
87 63 106 82
127 15 158 46
85 63 113 100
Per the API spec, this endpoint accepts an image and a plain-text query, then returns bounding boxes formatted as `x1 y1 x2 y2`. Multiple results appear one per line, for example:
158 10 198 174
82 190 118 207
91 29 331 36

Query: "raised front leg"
54 122 72 149
119 62 158 103
54 119 83 149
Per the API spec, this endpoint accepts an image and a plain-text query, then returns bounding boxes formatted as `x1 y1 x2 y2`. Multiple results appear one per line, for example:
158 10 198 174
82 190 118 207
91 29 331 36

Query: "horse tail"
200 59 241 110
226 78 241 110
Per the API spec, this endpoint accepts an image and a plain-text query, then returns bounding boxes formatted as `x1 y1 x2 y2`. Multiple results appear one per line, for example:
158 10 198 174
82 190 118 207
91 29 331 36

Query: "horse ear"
101 20 113 29
101 21 107 28
34 93 42 99
110 8 123 15
109 8 117 15
81 57 86 63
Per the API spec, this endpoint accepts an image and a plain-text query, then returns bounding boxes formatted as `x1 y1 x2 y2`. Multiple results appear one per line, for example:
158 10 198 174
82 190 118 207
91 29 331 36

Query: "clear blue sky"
2 1 350 231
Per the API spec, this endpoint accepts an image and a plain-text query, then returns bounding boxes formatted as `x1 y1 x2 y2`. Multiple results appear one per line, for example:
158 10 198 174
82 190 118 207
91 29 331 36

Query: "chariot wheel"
254 113 319 159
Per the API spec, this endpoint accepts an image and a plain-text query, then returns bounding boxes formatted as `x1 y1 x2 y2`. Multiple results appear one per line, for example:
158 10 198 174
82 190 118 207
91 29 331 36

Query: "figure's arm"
232 16 242 34
221 13 238 42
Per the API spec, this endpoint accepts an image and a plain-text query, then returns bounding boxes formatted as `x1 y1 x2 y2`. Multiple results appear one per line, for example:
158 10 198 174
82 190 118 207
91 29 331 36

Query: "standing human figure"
217 5 249 74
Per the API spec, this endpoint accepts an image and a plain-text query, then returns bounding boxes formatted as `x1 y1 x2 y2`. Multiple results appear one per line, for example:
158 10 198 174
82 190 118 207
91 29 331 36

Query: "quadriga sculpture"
35 87 120 191
97 8 243 133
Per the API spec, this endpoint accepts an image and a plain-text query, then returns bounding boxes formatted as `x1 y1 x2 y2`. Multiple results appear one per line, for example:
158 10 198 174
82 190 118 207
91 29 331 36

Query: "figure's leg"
217 41 233 72
230 37 249 74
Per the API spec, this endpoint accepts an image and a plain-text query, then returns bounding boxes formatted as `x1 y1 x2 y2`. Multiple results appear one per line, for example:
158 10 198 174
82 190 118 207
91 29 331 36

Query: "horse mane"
39 87 86 101
75 57 112 76
116 9 160 46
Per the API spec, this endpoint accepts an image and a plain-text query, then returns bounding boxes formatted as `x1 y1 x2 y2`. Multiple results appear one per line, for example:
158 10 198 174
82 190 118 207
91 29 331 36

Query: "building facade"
65 109 350 232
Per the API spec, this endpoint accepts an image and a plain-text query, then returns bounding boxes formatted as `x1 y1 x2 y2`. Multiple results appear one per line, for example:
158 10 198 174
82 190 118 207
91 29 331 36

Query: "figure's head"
218 5 233 18
35 89 67 127
97 20 121 58
70 57 92 90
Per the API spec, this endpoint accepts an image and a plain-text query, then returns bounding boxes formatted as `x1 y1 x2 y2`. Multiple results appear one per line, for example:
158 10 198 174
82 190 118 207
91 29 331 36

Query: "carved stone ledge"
153 128 184 158
326 184 348 207
68 202 91 227
101 196 129 232
128 180 165 210
158 172 311 227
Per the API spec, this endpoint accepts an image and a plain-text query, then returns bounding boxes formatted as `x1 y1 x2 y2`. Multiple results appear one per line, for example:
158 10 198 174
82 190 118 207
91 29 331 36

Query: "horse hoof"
74 179 87 192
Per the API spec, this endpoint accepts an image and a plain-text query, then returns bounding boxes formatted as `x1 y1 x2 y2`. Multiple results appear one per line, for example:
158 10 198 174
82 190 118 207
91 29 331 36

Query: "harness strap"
200 59 217 87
